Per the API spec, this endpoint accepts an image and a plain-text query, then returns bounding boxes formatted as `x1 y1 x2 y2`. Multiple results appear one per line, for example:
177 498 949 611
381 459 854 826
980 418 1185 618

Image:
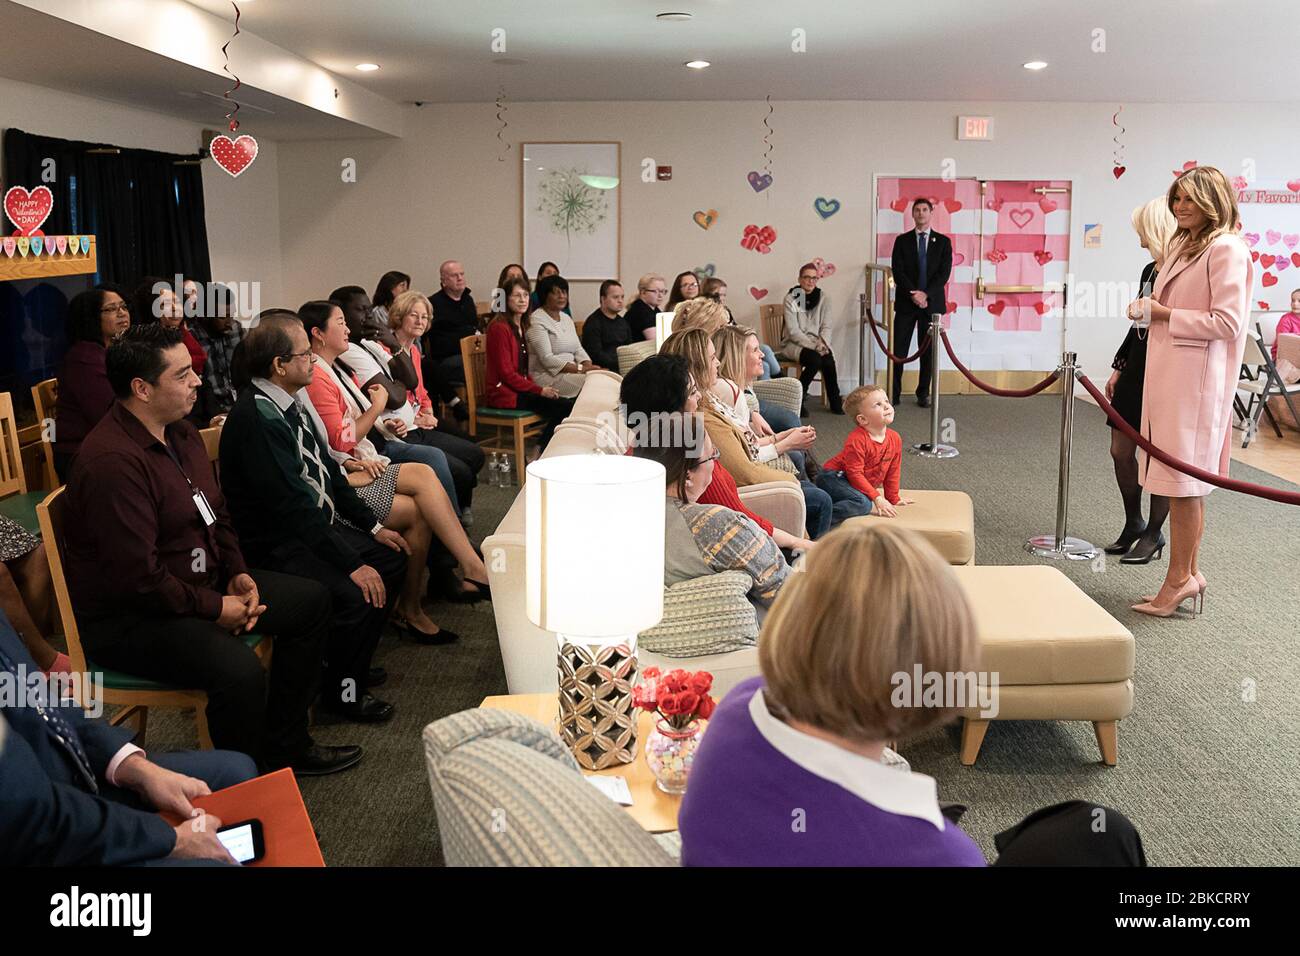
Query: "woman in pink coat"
1126 166 1252 618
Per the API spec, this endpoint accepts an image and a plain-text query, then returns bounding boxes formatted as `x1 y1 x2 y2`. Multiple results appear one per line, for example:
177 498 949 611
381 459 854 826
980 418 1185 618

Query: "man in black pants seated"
423 259 479 421
0 614 248 865
220 315 409 724
66 324 361 776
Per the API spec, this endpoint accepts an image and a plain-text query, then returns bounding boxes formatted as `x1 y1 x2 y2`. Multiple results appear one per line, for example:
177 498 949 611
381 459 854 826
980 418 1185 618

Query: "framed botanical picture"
521 141 621 281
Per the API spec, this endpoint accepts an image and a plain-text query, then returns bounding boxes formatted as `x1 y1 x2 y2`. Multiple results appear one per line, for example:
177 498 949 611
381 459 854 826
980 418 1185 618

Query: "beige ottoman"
846 489 975 565
952 565 1135 766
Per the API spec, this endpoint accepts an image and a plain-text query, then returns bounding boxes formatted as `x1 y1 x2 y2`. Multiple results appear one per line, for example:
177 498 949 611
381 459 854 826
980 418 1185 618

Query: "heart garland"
4 185 54 236
740 224 777 254
0 234 88 257
211 2 258 178
1111 106 1126 179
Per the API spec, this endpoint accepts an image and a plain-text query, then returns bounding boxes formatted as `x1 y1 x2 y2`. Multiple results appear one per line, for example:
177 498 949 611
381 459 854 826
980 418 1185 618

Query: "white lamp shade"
654 311 676 351
526 454 665 639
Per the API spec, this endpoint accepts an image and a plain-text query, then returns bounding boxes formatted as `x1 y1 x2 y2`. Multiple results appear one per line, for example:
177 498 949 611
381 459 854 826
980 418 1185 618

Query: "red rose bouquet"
632 667 716 730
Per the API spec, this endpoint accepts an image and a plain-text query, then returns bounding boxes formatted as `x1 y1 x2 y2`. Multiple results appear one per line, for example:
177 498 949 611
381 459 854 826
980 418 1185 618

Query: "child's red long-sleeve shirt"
823 427 902 504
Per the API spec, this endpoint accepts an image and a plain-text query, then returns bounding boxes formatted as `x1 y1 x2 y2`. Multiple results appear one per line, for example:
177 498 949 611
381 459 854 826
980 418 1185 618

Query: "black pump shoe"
1103 524 1147 555
1120 533 1167 565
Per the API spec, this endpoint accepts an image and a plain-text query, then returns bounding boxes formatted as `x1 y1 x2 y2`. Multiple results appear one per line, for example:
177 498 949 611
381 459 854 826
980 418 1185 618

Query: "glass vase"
644 718 703 794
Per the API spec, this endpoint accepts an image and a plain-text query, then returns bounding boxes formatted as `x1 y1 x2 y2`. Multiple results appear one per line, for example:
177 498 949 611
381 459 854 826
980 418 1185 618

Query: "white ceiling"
183 0 1295 104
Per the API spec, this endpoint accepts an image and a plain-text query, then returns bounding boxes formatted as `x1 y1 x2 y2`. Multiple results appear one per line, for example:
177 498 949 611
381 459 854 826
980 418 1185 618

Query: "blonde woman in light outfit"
1126 165 1253 617
1101 197 1178 566
711 324 815 473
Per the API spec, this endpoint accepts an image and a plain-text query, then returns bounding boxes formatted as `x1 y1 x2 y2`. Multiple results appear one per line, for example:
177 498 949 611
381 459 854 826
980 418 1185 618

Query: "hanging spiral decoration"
1111 105 1126 179
222 2 243 132
762 93 774 177
496 88 510 162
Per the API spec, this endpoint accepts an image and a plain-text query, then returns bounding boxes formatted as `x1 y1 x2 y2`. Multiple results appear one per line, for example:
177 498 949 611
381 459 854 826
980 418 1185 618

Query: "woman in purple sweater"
53 287 131 479
679 522 1146 867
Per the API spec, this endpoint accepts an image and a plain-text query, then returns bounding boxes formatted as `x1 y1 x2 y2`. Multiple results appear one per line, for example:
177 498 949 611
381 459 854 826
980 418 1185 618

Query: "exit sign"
958 116 994 140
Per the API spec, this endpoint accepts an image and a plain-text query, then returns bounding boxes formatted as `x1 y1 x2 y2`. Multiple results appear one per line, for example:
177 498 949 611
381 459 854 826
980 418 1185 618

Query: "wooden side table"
480 693 682 833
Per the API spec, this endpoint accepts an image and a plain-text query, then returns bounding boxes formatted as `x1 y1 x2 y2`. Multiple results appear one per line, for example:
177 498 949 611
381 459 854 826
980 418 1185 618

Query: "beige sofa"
482 370 806 696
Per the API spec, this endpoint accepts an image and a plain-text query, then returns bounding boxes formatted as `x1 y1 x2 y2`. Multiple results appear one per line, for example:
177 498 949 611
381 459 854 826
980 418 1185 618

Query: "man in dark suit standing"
0 613 248 865
889 198 953 407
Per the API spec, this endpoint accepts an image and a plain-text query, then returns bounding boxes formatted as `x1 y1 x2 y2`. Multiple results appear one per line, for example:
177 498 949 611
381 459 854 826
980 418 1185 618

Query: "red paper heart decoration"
987 300 1006 316
1008 208 1034 229
943 199 962 213
1251 251 1260 262
945 300 958 314
1033 250 1054 266
1172 161 1198 178
1262 272 1278 287
1260 254 1276 268
1291 253 1300 267
4 186 53 236
749 286 768 300
987 249 1008 264
1259 301 1271 310
985 198 1005 211
210 134 259 178
741 224 777 254
1287 180 1300 193
1034 301 1051 315
1038 198 1058 214
1113 166 1126 179
889 198 909 213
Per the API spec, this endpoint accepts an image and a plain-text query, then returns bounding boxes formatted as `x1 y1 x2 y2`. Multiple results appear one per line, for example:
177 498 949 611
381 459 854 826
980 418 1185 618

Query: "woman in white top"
526 274 598 398
710 324 815 474
782 262 843 415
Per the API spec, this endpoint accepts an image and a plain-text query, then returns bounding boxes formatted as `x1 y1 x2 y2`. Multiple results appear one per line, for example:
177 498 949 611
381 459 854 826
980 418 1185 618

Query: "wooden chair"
475 299 493 325
0 391 46 535
459 334 546 485
36 486 271 749
199 425 222 462
573 317 586 340
759 304 826 408
30 378 59 491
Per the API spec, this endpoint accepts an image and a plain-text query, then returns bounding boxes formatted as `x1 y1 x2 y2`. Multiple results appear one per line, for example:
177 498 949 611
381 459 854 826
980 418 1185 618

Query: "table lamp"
526 453 665 769
654 311 675 351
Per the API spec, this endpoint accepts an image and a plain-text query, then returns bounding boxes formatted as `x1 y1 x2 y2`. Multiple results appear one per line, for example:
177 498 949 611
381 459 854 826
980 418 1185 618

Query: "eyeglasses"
281 349 313 363
100 303 130 315
799 274 818 281
691 448 721 467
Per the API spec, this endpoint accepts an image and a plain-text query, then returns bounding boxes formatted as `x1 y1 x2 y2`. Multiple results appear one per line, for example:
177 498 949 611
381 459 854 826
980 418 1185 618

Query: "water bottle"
499 452 515 487
486 452 501 487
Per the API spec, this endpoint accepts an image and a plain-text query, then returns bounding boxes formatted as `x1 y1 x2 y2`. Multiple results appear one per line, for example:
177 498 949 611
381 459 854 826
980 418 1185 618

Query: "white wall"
0 76 283 307
275 99 1300 387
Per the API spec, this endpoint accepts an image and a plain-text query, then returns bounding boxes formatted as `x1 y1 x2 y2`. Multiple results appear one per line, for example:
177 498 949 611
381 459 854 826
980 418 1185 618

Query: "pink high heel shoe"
1133 577 1204 618
1142 571 1207 606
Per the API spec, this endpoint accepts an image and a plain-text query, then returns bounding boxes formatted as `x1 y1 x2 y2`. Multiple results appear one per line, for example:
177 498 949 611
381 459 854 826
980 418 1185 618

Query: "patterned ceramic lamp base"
556 637 639 770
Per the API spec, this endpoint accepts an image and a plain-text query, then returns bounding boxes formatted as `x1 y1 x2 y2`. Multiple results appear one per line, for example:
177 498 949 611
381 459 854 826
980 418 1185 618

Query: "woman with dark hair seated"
680 521 1147 867
632 414 790 613
620 356 815 553
53 287 131 479
134 278 207 377
528 261 571 315
189 282 243 425
527 274 598 398
370 270 411 330
485 278 575 446
667 270 701 311
494 264 529 313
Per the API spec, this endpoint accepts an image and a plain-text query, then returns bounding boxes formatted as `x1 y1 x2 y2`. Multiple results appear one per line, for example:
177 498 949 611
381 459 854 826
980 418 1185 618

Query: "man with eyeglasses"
626 273 669 343
219 316 410 729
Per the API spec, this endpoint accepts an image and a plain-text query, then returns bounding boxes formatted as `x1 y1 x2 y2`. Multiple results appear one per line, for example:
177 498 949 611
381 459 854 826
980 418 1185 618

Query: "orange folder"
161 768 324 867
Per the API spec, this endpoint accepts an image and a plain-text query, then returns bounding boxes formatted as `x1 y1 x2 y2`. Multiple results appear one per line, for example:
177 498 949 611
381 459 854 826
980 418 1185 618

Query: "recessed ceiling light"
685 60 711 70
356 63 380 72
657 12 693 21
1023 60 1048 71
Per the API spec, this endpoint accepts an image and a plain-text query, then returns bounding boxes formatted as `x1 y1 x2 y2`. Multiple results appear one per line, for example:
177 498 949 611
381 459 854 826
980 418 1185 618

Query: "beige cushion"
952 565 1135 687
962 681 1133 722
638 571 758 657
845 489 975 565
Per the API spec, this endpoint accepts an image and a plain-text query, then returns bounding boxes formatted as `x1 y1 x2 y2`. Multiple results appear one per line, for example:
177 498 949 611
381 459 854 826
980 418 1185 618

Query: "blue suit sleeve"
0 714 176 866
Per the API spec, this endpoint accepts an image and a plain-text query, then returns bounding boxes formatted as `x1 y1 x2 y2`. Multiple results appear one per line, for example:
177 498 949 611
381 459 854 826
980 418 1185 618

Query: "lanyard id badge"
193 488 217 526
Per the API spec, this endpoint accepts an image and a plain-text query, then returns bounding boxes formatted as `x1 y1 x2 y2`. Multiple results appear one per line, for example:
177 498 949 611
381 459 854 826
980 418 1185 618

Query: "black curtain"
2 127 211 287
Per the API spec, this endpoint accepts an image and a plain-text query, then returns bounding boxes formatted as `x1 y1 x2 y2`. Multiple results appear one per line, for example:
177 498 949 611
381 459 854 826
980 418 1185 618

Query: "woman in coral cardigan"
1126 166 1252 618
484 277 576 447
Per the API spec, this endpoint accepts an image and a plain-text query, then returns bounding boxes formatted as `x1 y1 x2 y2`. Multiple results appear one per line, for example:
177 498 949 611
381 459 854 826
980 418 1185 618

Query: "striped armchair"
423 708 676 866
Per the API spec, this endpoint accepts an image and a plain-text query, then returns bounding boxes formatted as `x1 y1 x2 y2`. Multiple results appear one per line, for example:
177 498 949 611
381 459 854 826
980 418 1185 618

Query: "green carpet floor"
128 395 1300 866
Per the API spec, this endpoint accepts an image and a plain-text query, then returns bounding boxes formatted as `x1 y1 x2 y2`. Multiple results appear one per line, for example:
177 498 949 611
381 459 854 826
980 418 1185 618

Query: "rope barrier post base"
910 312 958 459
1025 351 1097 562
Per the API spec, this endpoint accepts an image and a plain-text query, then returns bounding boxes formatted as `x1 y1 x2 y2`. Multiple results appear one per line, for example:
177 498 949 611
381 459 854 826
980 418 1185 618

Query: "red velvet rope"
1077 373 1300 506
865 312 931 364
938 329 1061 397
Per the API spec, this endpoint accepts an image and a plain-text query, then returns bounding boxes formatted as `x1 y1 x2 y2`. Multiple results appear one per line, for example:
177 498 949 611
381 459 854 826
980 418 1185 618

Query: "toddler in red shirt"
819 385 914 519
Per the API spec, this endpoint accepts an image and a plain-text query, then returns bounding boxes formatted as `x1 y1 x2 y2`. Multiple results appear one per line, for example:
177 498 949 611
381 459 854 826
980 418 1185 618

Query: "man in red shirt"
819 385 915 520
